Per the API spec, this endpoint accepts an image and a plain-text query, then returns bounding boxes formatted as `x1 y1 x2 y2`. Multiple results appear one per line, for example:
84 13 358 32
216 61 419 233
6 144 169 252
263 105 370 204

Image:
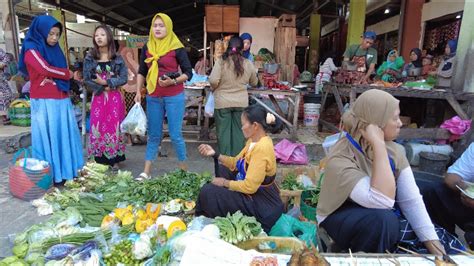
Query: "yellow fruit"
135 218 154 233
122 213 135 226
146 203 161 220
136 209 147 220
184 201 196 211
167 220 187 239
113 208 130 220
101 214 118 229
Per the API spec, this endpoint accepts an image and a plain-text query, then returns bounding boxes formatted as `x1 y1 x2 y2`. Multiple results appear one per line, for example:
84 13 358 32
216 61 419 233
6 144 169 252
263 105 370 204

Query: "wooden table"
248 89 301 139
182 86 211 140
319 83 474 140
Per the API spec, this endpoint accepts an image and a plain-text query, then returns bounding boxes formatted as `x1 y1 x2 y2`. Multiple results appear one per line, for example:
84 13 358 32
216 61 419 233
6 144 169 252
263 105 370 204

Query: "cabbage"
14 231 28 246
12 243 29 258
27 225 58 244
25 253 44 265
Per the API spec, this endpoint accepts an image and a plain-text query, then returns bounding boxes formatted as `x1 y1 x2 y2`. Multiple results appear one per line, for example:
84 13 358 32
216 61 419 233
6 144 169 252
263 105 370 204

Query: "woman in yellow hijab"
134 13 193 180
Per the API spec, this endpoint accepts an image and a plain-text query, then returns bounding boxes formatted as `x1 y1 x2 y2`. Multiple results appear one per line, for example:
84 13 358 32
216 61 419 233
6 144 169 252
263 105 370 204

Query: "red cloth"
24 50 70 99
146 50 184 97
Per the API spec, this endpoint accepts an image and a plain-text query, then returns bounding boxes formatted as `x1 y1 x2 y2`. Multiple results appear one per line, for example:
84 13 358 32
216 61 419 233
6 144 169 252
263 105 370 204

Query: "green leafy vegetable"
215 211 262 244
280 173 304 191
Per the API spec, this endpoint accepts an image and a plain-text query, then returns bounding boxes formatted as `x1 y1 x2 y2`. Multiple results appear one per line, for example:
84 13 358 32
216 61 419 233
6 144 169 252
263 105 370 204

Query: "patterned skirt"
88 90 126 165
0 80 12 116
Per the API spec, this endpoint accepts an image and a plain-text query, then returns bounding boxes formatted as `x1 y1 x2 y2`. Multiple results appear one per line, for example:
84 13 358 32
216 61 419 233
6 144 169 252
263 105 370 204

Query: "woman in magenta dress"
83 25 128 169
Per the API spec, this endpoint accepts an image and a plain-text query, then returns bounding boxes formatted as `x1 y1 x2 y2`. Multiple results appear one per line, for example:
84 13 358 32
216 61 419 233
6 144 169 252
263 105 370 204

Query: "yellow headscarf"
145 13 184 94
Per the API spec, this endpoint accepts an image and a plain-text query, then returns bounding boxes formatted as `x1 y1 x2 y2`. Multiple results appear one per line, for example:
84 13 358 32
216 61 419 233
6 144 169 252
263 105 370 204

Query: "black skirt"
93 154 125 166
195 165 284 233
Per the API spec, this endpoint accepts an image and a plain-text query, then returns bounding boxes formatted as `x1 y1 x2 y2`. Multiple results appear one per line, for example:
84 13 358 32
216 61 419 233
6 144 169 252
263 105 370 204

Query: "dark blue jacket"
83 53 128 95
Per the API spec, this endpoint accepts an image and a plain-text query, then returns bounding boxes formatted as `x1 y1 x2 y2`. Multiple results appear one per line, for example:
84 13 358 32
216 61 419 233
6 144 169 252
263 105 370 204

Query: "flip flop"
135 172 151 181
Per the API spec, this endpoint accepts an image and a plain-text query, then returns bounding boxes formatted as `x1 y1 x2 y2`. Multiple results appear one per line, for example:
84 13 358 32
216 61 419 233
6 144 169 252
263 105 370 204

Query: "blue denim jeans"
145 93 187 162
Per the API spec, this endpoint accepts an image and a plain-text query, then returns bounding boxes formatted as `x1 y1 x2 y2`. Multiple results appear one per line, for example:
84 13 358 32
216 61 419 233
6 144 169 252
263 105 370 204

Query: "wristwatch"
173 79 177 85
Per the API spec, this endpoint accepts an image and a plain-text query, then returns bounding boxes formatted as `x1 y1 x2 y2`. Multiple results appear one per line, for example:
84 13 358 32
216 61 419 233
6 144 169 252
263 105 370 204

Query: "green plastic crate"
300 189 317 221
8 107 31 127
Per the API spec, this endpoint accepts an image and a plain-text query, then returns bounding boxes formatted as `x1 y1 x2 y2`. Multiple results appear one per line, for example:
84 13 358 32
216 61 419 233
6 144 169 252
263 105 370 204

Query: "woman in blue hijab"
19 15 84 183
240 33 254 62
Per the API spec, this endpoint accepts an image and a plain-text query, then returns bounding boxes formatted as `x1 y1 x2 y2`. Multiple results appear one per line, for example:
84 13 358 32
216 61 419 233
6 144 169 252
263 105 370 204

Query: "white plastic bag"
204 92 214 117
120 103 147 136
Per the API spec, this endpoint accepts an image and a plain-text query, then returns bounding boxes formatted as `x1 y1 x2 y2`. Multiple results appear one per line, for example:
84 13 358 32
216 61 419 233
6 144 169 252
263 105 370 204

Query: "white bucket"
304 103 321 127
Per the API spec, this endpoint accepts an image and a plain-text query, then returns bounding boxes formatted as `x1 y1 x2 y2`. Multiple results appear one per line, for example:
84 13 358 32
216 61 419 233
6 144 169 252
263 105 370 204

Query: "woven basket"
237 237 305 254
8 106 31 127
8 148 52 201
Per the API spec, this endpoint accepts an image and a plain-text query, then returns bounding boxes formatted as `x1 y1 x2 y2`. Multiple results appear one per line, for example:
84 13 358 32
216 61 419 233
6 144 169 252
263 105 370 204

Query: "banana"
9 99 30 108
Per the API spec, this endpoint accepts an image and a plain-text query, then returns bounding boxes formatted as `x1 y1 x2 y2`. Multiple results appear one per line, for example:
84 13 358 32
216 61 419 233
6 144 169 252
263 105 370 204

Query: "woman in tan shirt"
209 36 258 156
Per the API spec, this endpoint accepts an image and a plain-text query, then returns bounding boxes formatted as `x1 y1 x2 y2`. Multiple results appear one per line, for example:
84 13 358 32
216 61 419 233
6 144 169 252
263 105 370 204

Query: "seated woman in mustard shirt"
195 105 284 232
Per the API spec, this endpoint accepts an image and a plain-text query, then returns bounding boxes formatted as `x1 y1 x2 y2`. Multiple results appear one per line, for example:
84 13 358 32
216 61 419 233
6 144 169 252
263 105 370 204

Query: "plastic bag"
94 232 110 255
204 92 214 117
120 102 147 136
187 216 215 232
269 214 317 247
274 139 309 165
440 116 471 142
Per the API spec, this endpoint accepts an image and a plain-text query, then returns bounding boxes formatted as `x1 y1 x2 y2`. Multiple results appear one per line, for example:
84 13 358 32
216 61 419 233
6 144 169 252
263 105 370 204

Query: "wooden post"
453 1 474 92
346 0 366 47
203 16 207 69
274 26 296 83
308 13 321 74
399 0 424 60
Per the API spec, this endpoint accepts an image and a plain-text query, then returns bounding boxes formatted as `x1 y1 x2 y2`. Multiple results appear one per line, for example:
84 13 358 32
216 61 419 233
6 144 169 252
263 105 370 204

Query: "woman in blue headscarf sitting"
376 50 405 83
434 39 457 87
18 15 84 183
240 33 254 63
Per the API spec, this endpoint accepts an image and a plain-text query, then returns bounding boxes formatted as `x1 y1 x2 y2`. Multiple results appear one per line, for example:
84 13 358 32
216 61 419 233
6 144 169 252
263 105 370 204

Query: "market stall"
3 162 328 265
248 89 301 139
182 84 212 141
6 160 474 265
318 82 474 140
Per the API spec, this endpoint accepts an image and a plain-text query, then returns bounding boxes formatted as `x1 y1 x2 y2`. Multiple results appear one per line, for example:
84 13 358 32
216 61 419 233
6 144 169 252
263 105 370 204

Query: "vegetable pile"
103 240 141 266
92 169 212 205
280 173 304 191
215 211 262 244
6 162 319 265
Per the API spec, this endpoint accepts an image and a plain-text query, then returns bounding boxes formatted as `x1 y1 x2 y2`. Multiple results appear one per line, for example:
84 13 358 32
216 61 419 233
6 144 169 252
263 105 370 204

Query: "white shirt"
319 58 338 75
447 142 474 182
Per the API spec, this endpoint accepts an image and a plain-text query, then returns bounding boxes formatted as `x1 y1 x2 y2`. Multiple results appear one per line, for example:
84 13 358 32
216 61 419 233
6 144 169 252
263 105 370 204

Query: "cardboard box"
205 5 240 33
223 6 239 32
205 5 223 32
277 165 320 211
